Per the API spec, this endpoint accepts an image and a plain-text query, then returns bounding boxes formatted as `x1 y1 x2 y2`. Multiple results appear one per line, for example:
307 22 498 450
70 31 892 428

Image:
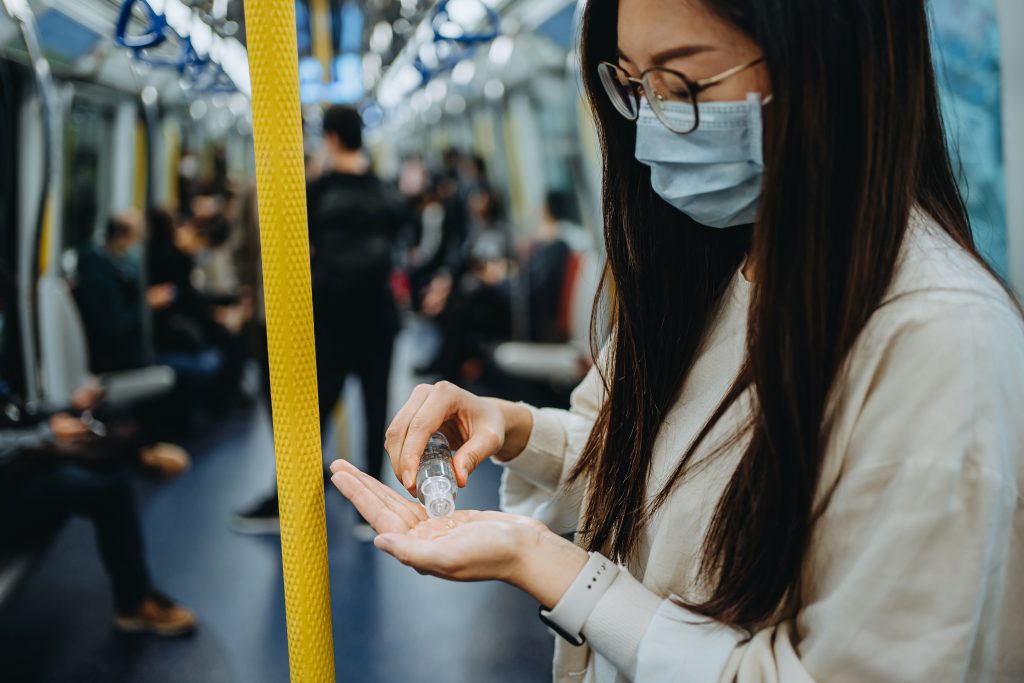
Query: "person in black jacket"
234 106 409 537
74 212 176 374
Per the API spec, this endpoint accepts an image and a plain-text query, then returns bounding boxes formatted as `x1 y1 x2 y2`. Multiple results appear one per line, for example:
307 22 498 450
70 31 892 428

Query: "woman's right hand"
385 381 532 494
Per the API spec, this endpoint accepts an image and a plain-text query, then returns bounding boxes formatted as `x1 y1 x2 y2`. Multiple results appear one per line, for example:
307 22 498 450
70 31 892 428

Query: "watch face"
538 606 586 647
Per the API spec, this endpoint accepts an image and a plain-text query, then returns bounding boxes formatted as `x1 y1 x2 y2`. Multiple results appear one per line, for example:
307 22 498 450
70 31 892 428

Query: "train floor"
0 324 554 683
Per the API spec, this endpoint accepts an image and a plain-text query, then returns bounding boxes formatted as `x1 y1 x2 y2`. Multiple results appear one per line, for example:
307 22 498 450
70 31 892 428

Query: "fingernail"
402 472 413 489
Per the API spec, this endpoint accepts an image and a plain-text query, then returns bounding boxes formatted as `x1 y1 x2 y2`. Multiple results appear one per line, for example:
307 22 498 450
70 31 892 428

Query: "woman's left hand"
330 460 588 606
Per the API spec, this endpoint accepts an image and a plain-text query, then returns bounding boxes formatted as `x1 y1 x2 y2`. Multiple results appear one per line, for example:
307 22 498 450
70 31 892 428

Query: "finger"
451 430 502 487
398 382 459 492
374 533 448 575
384 385 433 486
330 472 412 534
336 460 425 526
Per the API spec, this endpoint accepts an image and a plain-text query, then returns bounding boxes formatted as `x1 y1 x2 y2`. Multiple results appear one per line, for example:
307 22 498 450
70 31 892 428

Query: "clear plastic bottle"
416 432 457 518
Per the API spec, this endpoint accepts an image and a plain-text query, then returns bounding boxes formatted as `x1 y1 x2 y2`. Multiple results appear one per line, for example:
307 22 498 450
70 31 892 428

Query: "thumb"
451 430 502 487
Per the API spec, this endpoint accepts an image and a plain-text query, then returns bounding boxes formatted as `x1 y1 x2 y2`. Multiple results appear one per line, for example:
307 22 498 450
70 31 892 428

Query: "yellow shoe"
139 443 190 479
114 594 197 637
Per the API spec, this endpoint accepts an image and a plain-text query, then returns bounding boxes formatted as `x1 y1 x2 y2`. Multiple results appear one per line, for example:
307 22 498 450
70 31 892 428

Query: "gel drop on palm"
416 432 457 518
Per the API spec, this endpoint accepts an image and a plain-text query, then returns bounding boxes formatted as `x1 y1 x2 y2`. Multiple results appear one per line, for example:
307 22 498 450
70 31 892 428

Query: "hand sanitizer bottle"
416 432 457 518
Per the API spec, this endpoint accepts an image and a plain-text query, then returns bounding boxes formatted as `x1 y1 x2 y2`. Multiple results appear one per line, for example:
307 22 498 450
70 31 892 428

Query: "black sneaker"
231 494 280 535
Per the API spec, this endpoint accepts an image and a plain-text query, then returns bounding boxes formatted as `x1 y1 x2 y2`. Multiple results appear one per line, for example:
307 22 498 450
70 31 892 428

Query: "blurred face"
616 0 769 101
110 214 143 254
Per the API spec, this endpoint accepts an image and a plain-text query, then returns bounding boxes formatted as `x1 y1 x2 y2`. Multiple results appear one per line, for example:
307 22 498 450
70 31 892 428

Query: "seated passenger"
72 213 190 470
418 191 574 380
0 382 195 636
74 211 176 374
145 208 229 411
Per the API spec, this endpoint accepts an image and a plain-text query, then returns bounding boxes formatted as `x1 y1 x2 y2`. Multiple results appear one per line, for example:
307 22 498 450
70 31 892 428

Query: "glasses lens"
597 62 639 120
643 69 698 134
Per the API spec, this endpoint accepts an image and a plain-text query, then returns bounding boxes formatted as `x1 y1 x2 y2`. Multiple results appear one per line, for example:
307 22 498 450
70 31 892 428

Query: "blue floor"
0 329 554 682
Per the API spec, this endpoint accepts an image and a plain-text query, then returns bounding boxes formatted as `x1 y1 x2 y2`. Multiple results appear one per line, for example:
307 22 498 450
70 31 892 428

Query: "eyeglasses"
597 58 764 134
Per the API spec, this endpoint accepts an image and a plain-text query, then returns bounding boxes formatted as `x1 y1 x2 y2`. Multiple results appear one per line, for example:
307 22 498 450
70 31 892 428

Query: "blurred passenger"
397 154 430 201
147 207 222 396
73 212 193 471
234 106 407 537
0 396 196 636
75 211 176 373
147 207 248 410
418 191 571 380
457 154 490 203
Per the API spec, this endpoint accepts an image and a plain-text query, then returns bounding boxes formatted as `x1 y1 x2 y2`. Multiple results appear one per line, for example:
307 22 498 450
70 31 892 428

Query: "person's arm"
491 358 605 533
515 304 1024 682
0 423 57 467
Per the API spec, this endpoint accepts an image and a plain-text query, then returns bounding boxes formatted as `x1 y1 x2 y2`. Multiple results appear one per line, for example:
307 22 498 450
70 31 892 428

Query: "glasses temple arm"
692 57 765 91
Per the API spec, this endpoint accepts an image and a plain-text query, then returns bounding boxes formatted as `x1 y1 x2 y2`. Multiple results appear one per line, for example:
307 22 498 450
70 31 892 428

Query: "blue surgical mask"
634 93 766 228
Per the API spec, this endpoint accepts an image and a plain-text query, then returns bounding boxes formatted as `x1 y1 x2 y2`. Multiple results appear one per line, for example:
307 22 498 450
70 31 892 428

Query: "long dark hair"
570 0 987 629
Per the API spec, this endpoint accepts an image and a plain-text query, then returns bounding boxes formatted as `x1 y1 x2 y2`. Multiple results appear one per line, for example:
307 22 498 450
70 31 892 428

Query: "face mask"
634 93 766 228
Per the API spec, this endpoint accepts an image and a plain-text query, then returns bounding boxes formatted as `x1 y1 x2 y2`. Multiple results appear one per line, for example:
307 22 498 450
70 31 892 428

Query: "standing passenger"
235 107 408 539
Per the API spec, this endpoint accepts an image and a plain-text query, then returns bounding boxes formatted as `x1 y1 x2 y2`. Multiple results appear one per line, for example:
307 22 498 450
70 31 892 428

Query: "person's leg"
315 314 353 436
353 331 396 481
0 465 150 613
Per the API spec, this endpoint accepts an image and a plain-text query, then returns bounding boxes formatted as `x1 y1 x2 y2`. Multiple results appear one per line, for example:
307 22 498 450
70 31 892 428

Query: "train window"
533 74 583 225
931 0 1007 275
62 98 113 252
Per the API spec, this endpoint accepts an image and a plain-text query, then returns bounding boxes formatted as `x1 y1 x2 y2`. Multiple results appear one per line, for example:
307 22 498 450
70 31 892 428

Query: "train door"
0 8 29 397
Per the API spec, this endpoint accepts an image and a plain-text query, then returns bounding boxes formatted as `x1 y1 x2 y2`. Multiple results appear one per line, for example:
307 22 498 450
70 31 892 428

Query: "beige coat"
498 214 1024 682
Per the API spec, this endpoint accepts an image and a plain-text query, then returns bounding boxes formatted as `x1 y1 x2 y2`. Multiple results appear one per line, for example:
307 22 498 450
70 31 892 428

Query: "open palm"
329 459 546 582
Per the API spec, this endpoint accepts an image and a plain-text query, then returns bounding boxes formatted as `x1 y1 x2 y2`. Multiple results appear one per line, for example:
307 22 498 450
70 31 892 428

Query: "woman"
331 0 1024 680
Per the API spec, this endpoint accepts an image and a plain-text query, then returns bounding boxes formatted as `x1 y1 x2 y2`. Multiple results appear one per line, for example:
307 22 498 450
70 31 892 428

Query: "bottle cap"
420 476 455 518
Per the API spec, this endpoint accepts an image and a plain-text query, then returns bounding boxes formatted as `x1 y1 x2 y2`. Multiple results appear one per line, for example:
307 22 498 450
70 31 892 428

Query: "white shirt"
496 213 1024 683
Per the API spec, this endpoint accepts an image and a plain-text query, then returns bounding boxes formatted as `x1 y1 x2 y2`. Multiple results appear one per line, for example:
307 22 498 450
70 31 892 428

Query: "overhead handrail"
114 1 220 90
114 0 169 50
430 0 500 45
413 0 500 85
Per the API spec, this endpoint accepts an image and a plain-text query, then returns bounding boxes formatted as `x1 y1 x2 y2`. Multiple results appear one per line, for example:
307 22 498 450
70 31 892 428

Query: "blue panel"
35 9 102 62
295 0 312 56
329 54 364 103
930 0 1007 276
535 3 577 50
339 1 364 55
299 56 324 83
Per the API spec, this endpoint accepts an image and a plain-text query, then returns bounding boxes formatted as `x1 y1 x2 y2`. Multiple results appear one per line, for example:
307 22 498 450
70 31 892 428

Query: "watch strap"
539 552 620 646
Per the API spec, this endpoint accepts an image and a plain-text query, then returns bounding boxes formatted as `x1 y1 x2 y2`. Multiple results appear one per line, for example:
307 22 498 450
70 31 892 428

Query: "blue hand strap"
430 0 500 45
114 0 168 50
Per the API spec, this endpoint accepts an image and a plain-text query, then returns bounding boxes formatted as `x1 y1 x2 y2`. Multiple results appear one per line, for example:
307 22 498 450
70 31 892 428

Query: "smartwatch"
538 552 620 646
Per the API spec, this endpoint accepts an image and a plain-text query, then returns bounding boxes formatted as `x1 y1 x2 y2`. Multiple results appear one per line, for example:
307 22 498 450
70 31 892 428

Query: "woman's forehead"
615 0 745 64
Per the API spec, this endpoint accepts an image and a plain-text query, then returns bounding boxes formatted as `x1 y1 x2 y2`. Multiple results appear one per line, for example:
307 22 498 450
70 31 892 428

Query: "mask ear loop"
745 93 766 166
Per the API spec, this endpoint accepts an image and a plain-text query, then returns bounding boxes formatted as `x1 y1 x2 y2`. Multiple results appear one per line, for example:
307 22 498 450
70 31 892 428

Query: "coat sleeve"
495 360 605 534
578 304 1024 682
0 423 56 467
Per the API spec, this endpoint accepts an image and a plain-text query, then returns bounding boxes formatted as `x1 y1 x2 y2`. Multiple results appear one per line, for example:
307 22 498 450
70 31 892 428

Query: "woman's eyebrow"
617 44 715 65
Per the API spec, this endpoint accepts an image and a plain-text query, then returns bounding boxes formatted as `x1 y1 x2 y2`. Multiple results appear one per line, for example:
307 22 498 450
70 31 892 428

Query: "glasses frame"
597 57 765 134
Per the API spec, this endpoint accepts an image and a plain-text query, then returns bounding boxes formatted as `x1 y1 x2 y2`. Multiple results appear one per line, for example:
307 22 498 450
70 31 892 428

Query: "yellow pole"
243 1 335 680
310 0 334 86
